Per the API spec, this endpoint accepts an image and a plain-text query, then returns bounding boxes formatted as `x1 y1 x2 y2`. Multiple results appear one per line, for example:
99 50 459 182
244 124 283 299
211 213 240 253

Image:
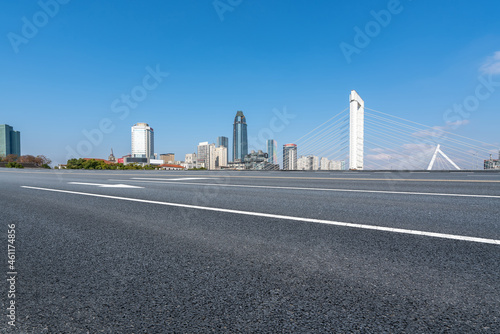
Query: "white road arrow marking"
68 182 143 189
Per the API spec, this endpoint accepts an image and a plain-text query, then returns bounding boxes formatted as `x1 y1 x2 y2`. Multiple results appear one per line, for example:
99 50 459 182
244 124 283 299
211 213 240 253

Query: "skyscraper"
217 136 228 149
131 123 154 158
283 143 297 170
214 146 228 168
232 111 248 162
266 139 277 164
0 124 21 157
197 142 216 169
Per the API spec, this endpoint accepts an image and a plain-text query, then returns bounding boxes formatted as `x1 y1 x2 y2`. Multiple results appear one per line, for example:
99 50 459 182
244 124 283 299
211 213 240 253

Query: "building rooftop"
159 164 185 168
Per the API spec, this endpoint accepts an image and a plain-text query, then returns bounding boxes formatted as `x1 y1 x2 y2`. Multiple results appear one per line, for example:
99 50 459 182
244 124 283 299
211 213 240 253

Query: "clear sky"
1 0 500 166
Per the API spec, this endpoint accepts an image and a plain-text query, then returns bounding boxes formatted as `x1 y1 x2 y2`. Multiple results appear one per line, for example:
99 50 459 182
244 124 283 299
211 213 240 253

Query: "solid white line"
21 186 500 246
108 179 500 199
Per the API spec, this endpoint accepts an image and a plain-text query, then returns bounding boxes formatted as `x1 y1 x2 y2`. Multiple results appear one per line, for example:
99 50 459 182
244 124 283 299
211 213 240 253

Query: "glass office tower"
267 139 277 164
217 136 229 149
232 111 248 162
0 124 21 157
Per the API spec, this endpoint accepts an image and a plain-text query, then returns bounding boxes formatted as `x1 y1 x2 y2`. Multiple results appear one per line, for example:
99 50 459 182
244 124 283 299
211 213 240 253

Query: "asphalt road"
1 169 499 332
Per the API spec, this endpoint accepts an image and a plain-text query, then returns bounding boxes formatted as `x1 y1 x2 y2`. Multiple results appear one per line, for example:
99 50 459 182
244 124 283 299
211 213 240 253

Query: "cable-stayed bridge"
293 90 499 170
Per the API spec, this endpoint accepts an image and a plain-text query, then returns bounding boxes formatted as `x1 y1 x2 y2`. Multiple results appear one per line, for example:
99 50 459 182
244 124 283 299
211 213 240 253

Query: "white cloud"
411 120 470 138
480 51 500 75
366 153 392 161
401 143 434 152
369 147 385 153
445 119 470 127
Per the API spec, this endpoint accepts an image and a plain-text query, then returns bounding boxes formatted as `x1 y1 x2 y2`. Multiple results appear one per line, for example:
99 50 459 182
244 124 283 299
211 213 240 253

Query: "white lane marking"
21 186 500 245
108 179 500 199
132 177 214 181
68 182 143 189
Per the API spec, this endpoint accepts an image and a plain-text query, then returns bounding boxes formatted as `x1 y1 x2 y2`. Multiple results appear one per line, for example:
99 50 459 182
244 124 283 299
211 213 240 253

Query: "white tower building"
283 144 297 170
349 90 364 170
131 123 154 158
214 146 228 168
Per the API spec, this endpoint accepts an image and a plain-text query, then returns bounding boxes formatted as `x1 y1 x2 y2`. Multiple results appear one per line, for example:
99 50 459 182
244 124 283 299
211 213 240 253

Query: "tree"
35 155 51 167
6 162 23 168
17 155 35 163
66 158 85 169
2 154 18 162
11 155 52 167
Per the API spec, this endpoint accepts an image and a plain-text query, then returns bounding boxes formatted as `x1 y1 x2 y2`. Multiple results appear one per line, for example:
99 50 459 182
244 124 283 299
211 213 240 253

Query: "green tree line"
66 158 156 170
1 154 51 168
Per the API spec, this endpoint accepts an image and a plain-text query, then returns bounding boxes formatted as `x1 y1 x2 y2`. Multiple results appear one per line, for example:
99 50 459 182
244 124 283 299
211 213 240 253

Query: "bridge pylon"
349 90 364 170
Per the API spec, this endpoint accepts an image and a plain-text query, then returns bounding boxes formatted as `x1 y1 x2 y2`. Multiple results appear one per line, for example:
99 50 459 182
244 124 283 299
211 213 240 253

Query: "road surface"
1 169 499 332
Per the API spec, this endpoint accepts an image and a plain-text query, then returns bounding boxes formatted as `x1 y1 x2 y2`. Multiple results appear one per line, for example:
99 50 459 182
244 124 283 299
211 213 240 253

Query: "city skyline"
2 3 499 331
2 1 500 166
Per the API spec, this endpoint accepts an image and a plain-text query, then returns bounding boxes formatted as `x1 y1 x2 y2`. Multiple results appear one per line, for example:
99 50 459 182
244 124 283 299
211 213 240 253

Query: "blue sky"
1 0 500 166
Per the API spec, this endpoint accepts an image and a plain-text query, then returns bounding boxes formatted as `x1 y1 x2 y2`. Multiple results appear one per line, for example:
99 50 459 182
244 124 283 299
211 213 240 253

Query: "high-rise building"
266 139 277 164
197 142 217 169
297 155 320 171
233 111 248 162
297 156 308 170
214 146 228 168
217 136 229 149
312 155 319 170
329 160 345 170
197 142 210 169
0 124 21 157
160 153 175 164
319 157 345 170
283 143 297 170
131 123 154 158
208 144 216 170
320 157 329 170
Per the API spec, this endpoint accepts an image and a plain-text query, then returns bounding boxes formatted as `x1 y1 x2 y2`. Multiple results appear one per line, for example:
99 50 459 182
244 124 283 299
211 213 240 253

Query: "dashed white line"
21 185 500 246
132 177 214 181
68 182 143 189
